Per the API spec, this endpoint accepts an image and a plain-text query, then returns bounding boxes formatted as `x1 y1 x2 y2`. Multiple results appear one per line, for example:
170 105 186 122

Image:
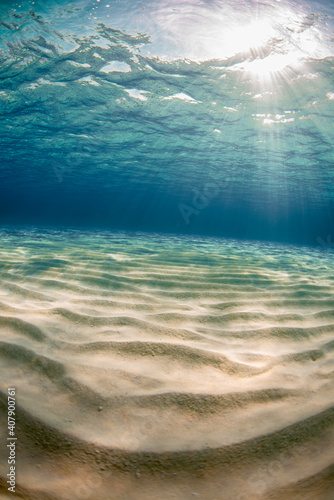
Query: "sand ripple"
0 229 333 499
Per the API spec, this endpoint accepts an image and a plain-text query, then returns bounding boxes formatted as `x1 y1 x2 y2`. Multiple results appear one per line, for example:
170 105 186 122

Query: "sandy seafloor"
0 228 334 500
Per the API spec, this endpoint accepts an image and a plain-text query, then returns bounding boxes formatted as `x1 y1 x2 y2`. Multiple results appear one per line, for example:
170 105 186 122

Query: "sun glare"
220 9 328 82
227 18 276 54
234 51 304 80
168 2 331 82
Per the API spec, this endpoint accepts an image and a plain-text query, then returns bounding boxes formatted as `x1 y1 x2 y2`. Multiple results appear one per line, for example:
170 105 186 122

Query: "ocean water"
0 0 334 499
0 0 334 244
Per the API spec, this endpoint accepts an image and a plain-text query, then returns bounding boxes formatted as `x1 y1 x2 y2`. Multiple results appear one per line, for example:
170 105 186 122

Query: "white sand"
0 229 333 499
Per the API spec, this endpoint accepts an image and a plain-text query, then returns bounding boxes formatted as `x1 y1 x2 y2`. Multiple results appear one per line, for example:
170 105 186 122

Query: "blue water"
1 3 334 498
0 0 333 246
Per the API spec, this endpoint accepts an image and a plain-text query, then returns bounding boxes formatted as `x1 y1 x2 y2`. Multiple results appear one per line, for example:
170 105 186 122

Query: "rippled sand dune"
0 229 334 499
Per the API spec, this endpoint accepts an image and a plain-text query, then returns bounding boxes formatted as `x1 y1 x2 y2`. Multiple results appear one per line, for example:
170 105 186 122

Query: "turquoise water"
1 1 334 499
0 0 333 244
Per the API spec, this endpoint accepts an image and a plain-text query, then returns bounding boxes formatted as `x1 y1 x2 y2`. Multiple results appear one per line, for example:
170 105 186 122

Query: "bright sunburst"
156 1 332 83
226 18 276 53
